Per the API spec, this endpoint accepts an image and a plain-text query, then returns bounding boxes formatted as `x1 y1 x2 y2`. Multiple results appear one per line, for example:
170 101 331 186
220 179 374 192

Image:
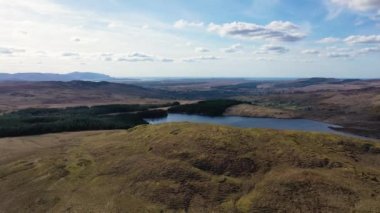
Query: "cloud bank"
208 21 306 42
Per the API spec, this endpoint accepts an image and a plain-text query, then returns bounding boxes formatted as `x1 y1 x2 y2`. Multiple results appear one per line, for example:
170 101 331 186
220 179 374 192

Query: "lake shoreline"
146 113 377 140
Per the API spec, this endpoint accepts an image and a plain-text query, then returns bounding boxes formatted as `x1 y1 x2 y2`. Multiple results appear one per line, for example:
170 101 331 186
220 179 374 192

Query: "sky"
0 0 380 78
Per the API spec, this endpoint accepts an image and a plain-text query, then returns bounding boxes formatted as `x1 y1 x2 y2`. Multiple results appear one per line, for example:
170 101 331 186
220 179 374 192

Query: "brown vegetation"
225 104 299 119
0 81 172 112
0 123 379 212
237 87 380 138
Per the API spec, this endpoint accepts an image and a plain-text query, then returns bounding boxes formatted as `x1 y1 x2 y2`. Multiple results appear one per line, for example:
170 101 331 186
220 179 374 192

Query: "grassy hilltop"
0 123 379 212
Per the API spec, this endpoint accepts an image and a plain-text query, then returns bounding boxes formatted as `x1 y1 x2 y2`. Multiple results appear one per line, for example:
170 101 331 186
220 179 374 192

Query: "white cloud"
326 52 351 58
208 21 306 42
344 35 380 44
141 24 149 29
327 0 380 19
1 0 378 77
103 57 113 62
100 53 113 57
256 45 289 54
0 0 195 74
376 10 380 16
1 0 68 16
99 53 113 61
98 52 175 63
174 19 204 29
330 0 380 12
71 37 81 42
182 55 219 62
301 49 320 54
356 46 380 54
107 21 123 29
199 56 219 60
182 58 196 63
222 44 243 53
321 43 380 58
317 37 340 43
62 52 80 57
35 50 47 56
160 58 175 63
0 47 25 55
117 53 155 62
255 57 274 61
195 47 210 53
293 59 316 63
324 47 354 58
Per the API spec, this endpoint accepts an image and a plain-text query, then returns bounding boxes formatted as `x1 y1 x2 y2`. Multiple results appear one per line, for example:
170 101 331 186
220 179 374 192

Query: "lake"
146 113 357 137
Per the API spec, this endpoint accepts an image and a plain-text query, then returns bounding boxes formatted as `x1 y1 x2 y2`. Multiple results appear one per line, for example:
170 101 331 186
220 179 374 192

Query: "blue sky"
1 0 380 78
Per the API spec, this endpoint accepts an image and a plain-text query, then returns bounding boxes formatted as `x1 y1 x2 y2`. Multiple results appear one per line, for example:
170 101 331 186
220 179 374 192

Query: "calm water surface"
146 113 359 138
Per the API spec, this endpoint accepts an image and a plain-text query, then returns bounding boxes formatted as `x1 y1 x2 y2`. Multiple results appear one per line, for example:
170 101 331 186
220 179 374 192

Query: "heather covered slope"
0 81 172 112
0 123 379 212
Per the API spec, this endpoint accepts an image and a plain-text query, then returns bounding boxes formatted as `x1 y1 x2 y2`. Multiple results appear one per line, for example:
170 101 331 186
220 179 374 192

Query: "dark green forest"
168 100 245 116
0 103 177 137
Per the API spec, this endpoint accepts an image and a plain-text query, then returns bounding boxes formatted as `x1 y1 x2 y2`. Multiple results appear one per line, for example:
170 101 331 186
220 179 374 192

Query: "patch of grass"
225 104 299 119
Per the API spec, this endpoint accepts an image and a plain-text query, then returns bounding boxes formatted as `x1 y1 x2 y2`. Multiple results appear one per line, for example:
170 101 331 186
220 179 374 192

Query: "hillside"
234 87 380 138
0 81 172 112
0 123 379 212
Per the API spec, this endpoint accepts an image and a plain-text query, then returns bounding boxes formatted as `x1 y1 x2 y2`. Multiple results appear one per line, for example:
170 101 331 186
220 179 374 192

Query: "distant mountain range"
0 72 118 82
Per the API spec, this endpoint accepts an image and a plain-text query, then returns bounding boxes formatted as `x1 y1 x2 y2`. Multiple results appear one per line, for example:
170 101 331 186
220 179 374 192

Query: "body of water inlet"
146 113 359 138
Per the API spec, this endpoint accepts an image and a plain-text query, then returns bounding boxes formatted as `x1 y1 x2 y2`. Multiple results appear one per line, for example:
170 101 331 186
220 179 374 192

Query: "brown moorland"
0 81 172 112
0 123 379 212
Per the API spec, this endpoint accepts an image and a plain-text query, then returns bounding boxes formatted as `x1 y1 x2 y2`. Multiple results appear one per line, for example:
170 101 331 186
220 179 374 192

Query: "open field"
0 123 379 212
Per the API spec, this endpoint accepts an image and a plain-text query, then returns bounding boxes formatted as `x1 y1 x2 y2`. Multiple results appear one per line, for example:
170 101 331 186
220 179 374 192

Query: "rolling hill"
0 81 173 112
0 123 379 212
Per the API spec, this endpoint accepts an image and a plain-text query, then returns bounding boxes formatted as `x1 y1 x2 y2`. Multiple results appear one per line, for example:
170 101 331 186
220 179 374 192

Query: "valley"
1 77 378 138
0 76 379 212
